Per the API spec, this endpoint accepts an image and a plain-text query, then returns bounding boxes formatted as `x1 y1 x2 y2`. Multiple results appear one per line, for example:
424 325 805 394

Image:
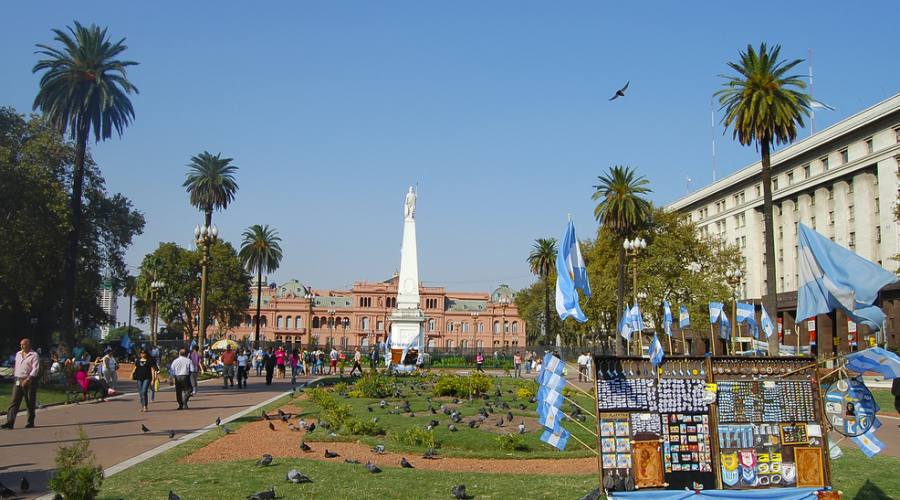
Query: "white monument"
387 186 425 368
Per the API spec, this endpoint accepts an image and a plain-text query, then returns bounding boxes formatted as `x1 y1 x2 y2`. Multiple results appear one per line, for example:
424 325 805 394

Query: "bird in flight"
609 81 630 101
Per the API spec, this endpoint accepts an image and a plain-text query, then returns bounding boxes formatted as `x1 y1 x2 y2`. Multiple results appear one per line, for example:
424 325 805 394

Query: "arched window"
503 321 509 333
445 339 454 349
277 316 283 328
260 316 267 327
461 322 469 333
511 321 518 334
426 338 435 350
312 317 320 328
477 322 484 333
447 322 454 333
295 316 302 329
493 321 500 334
460 340 468 348
285 316 292 329
428 319 435 332
361 316 370 330
476 340 483 349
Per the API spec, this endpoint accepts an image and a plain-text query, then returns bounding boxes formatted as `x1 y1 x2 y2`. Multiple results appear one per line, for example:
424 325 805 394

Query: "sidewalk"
0 373 299 499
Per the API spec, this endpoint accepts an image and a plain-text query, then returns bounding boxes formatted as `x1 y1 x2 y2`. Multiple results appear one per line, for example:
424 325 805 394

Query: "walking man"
189 344 203 395
220 345 237 388
2 338 40 429
349 348 363 376
264 347 276 385
576 352 588 382
513 351 522 378
171 349 193 410
237 349 249 388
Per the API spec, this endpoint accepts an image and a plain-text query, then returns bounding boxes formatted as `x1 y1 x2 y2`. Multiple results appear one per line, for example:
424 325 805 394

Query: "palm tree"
592 166 652 354
122 275 137 337
32 21 139 346
239 225 283 349
184 151 239 352
527 238 557 344
716 43 811 355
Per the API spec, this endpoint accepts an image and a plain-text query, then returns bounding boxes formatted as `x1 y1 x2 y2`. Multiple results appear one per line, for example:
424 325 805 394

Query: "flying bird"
609 81 630 101
324 449 340 458
366 461 382 474
256 454 273 467
246 486 276 500
286 469 312 484
400 457 414 468
141 424 150 433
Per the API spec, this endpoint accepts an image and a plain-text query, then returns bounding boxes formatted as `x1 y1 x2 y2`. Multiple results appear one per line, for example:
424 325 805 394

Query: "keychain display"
824 378 877 437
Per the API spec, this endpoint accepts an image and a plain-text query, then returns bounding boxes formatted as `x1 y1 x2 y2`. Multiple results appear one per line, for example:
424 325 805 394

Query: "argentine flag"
629 304 644 333
619 308 633 341
662 301 673 336
537 403 564 432
539 370 567 393
120 333 133 352
760 305 775 339
851 427 885 458
797 223 897 329
679 305 690 329
649 333 664 367
542 353 565 375
538 385 564 408
555 220 592 323
719 311 732 340
708 302 723 324
845 347 900 380
540 427 571 451
735 302 759 338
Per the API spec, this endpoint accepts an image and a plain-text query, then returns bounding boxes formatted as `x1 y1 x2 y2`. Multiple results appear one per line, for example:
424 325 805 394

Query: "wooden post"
709 324 717 356
592 355 604 492
681 330 687 355
706 356 723 490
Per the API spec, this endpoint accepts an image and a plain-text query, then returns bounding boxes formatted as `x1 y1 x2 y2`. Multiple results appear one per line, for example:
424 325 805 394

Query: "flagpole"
567 430 599 455
681 330 687 355
561 409 599 437
709 324 717 355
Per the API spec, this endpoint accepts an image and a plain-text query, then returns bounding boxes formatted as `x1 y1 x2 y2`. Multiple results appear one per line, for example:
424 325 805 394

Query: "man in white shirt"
576 352 588 382
2 338 40 429
170 349 193 410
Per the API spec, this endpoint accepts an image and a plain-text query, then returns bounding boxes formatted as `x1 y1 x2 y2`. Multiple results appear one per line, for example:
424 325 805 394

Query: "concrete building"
94 278 118 340
230 277 525 352
666 93 900 352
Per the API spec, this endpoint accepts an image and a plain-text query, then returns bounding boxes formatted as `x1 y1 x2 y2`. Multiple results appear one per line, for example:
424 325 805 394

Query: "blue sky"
2 1 898 306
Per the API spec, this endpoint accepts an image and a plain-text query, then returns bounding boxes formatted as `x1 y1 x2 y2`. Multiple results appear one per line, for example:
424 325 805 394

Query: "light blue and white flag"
735 302 759 338
629 304 644 333
540 427 571 451
662 301 673 336
760 305 775 339
619 308 633 342
679 305 690 329
797 223 897 330
120 333 133 352
719 311 731 340
537 403 563 432
542 353 565 375
709 302 723 324
649 333 664 367
555 220 591 323
538 370 567 393
537 385 564 408
845 347 900 380
851 427 885 458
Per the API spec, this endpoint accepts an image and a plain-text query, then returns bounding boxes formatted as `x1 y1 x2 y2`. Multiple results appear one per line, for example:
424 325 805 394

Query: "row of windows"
428 319 519 334
357 296 417 308
439 340 520 349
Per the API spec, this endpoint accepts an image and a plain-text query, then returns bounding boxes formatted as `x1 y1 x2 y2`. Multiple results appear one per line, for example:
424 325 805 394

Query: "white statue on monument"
404 186 416 220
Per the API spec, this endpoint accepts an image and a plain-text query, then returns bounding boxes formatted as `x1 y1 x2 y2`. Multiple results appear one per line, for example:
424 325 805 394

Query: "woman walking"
132 351 158 412
290 348 300 384
275 346 286 379
475 352 485 373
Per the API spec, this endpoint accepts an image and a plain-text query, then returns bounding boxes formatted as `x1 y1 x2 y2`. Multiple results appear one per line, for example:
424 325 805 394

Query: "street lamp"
342 317 349 350
303 287 315 347
150 280 165 344
623 237 647 354
194 223 218 357
327 309 336 348
725 267 743 355
470 311 479 355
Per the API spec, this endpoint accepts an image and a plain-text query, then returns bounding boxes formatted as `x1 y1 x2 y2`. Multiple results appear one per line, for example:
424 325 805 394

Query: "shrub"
347 390 365 398
496 433 529 452
307 388 331 407
354 372 393 398
49 429 104 499
345 419 386 436
396 426 437 448
433 373 494 398
516 382 537 401
333 382 349 394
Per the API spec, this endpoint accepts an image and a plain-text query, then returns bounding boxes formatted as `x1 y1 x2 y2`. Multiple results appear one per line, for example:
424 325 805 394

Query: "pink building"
231 276 524 351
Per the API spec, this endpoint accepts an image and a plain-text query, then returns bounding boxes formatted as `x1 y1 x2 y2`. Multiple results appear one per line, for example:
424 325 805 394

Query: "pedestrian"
170 349 193 410
237 349 249 388
149 344 160 367
254 347 265 376
290 348 300 384
892 377 900 415
475 352 485 373
264 347 276 385
131 351 158 412
220 345 237 388
513 351 522 378
275 346 286 379
329 347 339 375
534 355 542 374
75 363 108 402
524 351 532 375
350 348 363 376
576 352 588 382
188 345 203 395
100 347 119 391
317 349 325 374
3 338 41 429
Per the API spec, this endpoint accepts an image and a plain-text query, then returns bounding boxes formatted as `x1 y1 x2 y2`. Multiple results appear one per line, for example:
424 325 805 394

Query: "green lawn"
871 389 896 414
0 380 70 411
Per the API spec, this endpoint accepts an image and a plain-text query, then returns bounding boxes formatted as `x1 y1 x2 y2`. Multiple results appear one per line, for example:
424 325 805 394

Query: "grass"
870 389 896 414
830 447 900 499
0 380 70 410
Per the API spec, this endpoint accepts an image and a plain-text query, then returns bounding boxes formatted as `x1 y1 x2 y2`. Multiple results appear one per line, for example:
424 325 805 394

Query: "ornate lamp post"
150 279 165 344
303 287 315 347
327 309 336 348
725 267 743 355
341 317 349 350
194 223 218 357
470 311 479 355
499 295 510 352
623 237 647 354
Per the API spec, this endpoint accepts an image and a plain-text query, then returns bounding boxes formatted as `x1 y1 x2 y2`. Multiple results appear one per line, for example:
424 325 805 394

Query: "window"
810 196 816 207
849 232 856 249
794 221 798 235
848 180 854 194
875 197 880 214
428 319 435 332
376 320 383 331
849 205 855 221
828 187 834 200
772 178 779 191
894 126 900 143
445 339 454 349
477 322 484 333
787 170 794 185
828 211 834 225
511 322 518 334
361 316 370 330
821 156 829 170
755 184 761 197
312 317 320 328
741 236 746 248
803 164 811 179
277 316 283 328
461 322 469 333
811 216 816 229
876 226 882 244
865 137 873 154
503 321 509 333
839 148 848 164
492 321 500 334
779 248 784 261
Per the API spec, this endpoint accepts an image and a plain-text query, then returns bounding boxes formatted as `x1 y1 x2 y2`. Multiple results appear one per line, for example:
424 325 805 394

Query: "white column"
877 156 899 269
852 172 876 261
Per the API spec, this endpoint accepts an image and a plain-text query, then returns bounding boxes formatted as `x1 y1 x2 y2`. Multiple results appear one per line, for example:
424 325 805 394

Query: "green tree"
591 165 652 354
716 43 811 355
183 151 239 351
105 325 142 342
526 238 557 344
33 21 139 347
121 275 137 334
239 225 283 349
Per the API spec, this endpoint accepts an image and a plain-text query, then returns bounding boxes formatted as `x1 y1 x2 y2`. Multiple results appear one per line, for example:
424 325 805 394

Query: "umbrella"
210 339 240 350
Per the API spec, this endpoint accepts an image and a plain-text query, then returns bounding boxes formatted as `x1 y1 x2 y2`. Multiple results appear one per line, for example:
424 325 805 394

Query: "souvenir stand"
593 355 832 497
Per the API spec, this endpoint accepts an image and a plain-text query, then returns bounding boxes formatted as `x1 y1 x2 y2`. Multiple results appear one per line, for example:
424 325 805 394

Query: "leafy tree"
32 21 139 347
526 238 557 344
239 225 283 349
716 43 811 355
591 165 652 354
105 325 142 342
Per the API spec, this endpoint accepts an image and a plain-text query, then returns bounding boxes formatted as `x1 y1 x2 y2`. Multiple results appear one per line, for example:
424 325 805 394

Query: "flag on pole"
619 308 633 342
537 386 564 409
537 403 564 432
542 353 565 375
629 304 644 333
120 333 133 353
679 305 690 329
735 302 759 337
709 302 723 324
810 99 836 111
555 220 591 323
649 333 664 367
797 223 897 329
845 347 900 379
719 311 731 340
538 370 567 393
540 427 571 451
662 301 673 336
760 305 775 339
851 427 885 458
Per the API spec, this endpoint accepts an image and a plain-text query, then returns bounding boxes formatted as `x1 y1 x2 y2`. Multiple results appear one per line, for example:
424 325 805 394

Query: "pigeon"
307 422 316 433
400 457 414 468
262 412 271 420
268 422 276 431
298 419 307 429
518 422 526 434
379 400 386 408
286 469 312 483
256 454 273 467
288 423 297 432
373 444 385 454
366 461 382 474
141 424 150 433
215 416 221 426
579 488 602 500
429 419 440 428
452 398 459 404
20 477 29 492
219 425 234 434
448 424 458 432
281 415 289 423
300 441 312 452
429 406 437 415
609 81 630 101
169 430 176 439
468 420 478 429
367 406 373 412
409 412 416 418
246 486 276 500
278 409 286 418
372 417 379 423
518 404 526 410
423 448 437 459
324 449 340 458
452 484 471 499
507 411 514 423
0 483 13 499
496 419 504 428
168 491 182 500
344 459 361 464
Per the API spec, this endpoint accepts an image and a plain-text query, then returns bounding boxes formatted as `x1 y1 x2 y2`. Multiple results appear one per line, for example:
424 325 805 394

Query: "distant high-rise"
94 278 118 340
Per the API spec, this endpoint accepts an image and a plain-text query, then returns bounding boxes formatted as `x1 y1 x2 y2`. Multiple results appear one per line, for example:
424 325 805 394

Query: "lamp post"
303 287 314 347
623 237 647 355
194 223 218 358
342 317 349 351
470 311 479 355
327 309 336 348
499 295 510 353
636 290 647 355
725 268 743 355
150 279 165 345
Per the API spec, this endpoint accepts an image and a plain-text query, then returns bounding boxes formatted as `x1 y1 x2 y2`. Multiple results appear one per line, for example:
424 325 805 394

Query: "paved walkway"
0 373 301 498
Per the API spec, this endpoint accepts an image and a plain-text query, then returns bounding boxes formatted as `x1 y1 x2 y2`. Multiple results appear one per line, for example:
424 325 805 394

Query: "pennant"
760 306 775 339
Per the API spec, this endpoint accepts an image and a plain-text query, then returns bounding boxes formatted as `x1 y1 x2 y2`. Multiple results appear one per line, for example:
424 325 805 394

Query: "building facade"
93 278 118 340
666 93 900 352
230 276 525 352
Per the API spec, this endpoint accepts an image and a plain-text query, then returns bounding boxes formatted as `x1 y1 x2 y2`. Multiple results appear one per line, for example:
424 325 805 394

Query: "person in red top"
74 364 108 403
274 346 286 379
3 338 41 429
475 352 485 373
220 345 237 388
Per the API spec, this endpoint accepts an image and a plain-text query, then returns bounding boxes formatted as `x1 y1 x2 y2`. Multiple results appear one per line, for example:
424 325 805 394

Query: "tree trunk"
127 293 133 334
61 125 89 348
254 265 262 349
760 140 779 356
615 244 626 355
543 273 551 344
198 209 213 357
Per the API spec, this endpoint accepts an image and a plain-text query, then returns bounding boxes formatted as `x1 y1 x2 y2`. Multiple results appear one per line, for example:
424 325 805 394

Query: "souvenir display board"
823 378 877 437
711 357 827 490
593 356 831 494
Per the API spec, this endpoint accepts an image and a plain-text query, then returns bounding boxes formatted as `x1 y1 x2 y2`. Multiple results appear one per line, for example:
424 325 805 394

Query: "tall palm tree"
592 165 652 354
716 43 811 355
122 275 137 337
527 238 557 344
184 151 239 352
239 225 283 349
32 21 139 346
